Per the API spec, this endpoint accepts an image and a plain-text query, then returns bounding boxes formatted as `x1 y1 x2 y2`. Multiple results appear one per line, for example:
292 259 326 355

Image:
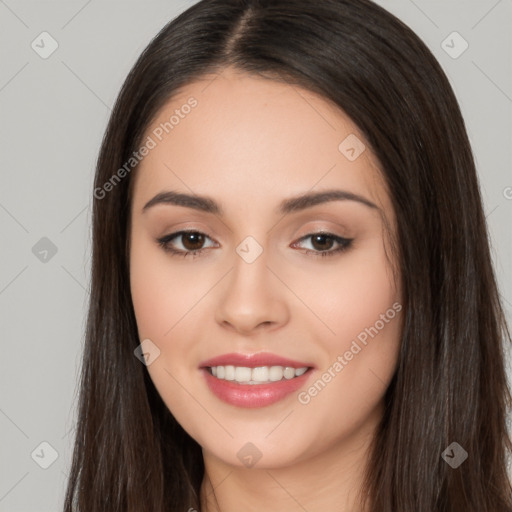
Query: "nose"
214 251 290 335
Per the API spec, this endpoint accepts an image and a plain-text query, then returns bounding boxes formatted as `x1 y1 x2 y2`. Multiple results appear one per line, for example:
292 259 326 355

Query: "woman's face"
129 68 403 469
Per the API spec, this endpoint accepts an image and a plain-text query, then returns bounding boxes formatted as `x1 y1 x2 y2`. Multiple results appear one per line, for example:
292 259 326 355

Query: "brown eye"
292 232 353 257
157 230 352 259
157 230 216 257
181 232 206 251
310 234 335 251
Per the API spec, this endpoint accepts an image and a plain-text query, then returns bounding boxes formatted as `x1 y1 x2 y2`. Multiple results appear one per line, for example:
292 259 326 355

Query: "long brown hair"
63 0 512 510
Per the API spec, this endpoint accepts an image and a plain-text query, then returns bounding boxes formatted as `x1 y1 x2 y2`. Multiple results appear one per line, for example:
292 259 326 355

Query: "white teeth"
224 365 235 381
235 366 251 382
251 366 269 381
283 367 295 379
269 366 283 381
208 365 309 384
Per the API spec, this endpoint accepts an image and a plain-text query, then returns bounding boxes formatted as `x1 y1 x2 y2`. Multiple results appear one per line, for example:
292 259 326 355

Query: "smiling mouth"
200 353 314 407
206 365 311 384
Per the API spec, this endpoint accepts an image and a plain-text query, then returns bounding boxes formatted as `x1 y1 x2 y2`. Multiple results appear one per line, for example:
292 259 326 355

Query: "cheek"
331 253 399 346
289 237 401 351
129 234 219 382
292 241 402 412
129 233 210 344
129 239 211 439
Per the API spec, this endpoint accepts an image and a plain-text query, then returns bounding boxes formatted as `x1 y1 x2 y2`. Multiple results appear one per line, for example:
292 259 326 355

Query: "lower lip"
201 368 313 408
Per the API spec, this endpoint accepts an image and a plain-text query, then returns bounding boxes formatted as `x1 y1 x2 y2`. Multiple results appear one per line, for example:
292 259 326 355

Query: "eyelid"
158 229 218 250
292 231 352 252
157 228 353 258
157 228 349 246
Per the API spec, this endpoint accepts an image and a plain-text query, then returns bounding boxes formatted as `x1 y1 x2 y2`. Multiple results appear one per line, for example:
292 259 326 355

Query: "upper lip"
199 352 313 369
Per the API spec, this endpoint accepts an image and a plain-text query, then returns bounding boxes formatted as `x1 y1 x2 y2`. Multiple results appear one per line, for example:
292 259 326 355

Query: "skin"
129 67 403 512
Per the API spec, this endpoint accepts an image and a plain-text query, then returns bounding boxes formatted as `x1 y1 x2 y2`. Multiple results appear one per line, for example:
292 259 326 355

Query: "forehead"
131 68 390 215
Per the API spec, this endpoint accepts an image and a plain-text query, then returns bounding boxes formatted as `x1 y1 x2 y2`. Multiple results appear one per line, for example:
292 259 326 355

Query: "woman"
63 0 512 511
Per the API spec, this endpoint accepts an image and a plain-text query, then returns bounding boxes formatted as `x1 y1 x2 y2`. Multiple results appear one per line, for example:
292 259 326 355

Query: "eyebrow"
141 189 378 216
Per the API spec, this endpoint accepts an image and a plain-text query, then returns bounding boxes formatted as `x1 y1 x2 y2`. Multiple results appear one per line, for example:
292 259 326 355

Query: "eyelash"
156 230 353 259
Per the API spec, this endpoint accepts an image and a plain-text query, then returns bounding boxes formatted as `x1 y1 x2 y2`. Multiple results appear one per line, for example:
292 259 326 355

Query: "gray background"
0 1 511 510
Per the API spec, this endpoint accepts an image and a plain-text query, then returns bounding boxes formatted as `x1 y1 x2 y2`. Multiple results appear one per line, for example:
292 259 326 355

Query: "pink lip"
199 352 314 408
201 368 313 408
199 352 313 369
